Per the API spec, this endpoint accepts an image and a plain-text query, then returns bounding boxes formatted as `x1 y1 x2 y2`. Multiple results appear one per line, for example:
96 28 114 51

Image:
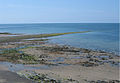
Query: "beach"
0 0 119 82
0 32 119 83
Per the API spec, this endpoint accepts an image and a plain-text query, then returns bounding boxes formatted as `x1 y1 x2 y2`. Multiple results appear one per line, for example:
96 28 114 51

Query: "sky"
0 0 119 24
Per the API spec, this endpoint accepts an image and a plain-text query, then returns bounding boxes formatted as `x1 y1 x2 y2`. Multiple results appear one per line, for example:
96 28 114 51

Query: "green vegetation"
0 32 18 35
2 49 19 54
28 74 57 83
0 32 12 34
0 49 37 63
0 31 91 43
26 39 49 41
18 71 79 83
19 72 59 83
19 53 36 61
0 31 91 64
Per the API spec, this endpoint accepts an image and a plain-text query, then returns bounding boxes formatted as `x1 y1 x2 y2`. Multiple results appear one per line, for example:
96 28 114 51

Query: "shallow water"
0 62 49 72
0 23 119 54
0 54 119 72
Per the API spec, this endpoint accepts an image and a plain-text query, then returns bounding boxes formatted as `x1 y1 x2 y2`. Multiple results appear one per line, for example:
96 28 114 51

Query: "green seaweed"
26 39 49 41
0 49 37 63
0 32 13 35
18 71 79 83
0 31 91 43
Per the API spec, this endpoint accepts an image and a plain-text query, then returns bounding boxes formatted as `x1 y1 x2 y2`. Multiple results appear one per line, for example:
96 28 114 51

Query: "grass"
0 31 91 43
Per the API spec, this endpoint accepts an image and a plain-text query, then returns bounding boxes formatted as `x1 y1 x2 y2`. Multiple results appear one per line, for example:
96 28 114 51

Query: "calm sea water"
0 23 119 54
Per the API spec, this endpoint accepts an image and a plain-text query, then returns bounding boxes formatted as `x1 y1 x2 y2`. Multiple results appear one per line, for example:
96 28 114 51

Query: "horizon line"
0 22 119 24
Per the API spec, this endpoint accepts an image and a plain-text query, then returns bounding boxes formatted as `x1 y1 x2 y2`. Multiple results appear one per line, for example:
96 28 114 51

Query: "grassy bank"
0 31 91 43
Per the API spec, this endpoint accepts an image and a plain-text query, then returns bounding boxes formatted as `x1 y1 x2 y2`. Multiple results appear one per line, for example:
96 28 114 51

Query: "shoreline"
0 32 118 56
0 32 119 83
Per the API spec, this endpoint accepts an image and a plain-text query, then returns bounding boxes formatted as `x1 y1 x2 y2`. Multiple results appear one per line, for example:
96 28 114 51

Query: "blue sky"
0 0 119 23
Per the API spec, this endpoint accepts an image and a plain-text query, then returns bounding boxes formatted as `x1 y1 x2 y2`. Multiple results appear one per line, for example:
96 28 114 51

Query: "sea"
0 23 119 55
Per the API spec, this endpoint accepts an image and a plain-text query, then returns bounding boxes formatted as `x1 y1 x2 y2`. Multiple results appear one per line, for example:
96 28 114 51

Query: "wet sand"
0 32 119 83
34 64 119 83
0 64 35 83
19 44 120 83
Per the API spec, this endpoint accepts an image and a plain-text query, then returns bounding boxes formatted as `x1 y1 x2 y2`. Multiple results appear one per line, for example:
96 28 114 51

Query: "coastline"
0 32 119 83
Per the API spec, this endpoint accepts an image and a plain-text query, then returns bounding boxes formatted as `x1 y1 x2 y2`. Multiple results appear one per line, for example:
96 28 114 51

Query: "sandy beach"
0 0 119 82
0 33 119 83
0 64 35 83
